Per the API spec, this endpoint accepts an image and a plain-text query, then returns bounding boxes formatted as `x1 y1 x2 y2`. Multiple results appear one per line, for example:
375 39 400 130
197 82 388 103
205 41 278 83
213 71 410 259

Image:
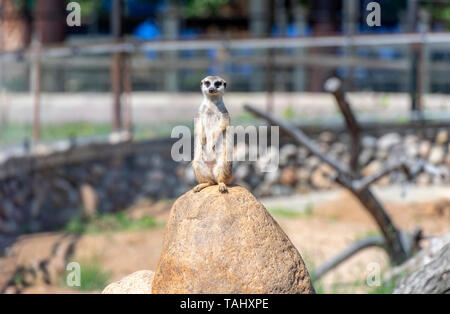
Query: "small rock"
319 142 329 153
319 131 335 143
296 168 310 183
305 156 320 170
263 168 280 184
279 144 298 165
419 141 431 159
405 144 419 159
362 136 377 149
416 173 430 185
359 148 374 167
435 129 449 145
362 160 382 177
311 164 333 189
328 142 346 158
378 133 402 151
297 147 309 160
102 270 155 294
280 166 297 186
404 134 419 146
428 146 445 165
445 154 450 168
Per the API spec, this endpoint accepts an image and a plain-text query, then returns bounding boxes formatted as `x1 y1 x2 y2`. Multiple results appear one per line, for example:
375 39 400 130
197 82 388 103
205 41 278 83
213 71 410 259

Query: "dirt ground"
1 186 449 294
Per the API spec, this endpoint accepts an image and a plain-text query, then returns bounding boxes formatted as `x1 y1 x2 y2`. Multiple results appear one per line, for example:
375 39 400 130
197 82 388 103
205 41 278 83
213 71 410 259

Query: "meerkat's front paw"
193 185 203 193
193 183 211 193
218 182 228 193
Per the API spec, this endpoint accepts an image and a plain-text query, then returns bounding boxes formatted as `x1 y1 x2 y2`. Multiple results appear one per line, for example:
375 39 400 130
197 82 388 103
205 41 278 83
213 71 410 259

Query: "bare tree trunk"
244 105 409 265
351 188 407 264
325 78 361 175
393 243 450 294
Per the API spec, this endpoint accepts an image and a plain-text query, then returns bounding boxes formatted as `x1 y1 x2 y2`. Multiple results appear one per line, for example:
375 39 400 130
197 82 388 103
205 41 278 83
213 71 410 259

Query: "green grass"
368 279 398 294
354 230 381 241
268 203 315 218
63 211 160 235
0 122 111 146
0 121 193 146
282 106 295 120
63 260 111 292
268 207 302 218
327 215 339 223
302 254 325 294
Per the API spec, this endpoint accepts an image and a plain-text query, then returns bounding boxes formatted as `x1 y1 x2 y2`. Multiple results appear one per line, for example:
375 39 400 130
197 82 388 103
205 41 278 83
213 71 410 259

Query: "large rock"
152 186 315 294
102 270 155 294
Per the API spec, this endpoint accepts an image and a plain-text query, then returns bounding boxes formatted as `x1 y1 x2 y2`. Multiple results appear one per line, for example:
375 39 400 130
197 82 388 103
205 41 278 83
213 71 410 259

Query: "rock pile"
1 129 449 235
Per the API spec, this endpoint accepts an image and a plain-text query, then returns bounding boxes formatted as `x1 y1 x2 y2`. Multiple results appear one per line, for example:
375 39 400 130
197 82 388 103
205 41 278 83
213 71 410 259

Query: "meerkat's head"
200 76 227 97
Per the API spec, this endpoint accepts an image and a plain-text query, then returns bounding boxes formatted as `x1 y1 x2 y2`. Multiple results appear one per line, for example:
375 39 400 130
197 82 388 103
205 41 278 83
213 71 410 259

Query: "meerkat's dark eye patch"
205 81 211 87
214 81 222 88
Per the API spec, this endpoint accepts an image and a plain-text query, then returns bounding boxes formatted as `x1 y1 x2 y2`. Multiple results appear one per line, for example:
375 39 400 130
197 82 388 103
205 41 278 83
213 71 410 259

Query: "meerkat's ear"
200 80 203 87
223 80 227 88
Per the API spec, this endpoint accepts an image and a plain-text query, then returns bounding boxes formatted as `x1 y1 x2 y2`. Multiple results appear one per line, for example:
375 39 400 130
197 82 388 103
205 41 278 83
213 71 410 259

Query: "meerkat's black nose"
208 88 215 93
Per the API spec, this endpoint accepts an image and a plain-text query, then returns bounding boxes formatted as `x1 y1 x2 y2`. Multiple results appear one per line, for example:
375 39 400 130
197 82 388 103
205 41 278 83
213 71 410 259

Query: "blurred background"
0 0 449 294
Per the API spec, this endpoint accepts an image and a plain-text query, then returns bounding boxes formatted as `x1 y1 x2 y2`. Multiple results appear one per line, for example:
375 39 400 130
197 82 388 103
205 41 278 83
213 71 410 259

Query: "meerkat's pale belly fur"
192 101 232 187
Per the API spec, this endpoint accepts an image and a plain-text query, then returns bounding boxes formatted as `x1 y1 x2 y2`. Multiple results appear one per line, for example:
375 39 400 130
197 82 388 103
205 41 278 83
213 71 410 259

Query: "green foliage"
368 279 397 294
282 106 295 120
303 203 315 217
41 122 111 139
0 122 111 146
13 271 25 287
354 230 381 241
269 207 302 218
327 215 339 223
424 3 450 29
304 255 325 294
65 260 111 292
64 211 159 235
268 203 314 218
0 121 193 147
180 0 230 18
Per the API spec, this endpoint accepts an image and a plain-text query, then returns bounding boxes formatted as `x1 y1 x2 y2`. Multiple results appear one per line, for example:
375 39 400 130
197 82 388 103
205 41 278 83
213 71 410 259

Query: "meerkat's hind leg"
193 182 213 193
218 182 228 193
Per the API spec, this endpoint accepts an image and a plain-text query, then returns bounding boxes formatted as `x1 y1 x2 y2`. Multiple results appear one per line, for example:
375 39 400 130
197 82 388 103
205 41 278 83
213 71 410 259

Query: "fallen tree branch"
244 104 350 177
352 159 419 192
313 235 385 281
393 242 450 294
244 104 408 264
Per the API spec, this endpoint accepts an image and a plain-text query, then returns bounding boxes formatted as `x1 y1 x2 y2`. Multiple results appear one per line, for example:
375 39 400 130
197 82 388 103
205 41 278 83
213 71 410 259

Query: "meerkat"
192 75 233 193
